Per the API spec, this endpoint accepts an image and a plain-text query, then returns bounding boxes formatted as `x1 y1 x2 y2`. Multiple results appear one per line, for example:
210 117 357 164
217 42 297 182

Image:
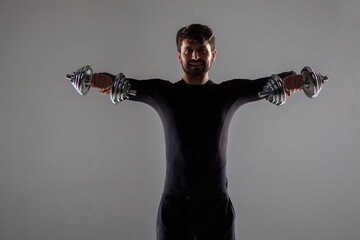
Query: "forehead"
181 39 210 49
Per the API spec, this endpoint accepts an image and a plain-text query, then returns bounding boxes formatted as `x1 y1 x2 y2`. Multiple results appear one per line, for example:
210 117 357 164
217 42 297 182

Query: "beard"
181 60 211 77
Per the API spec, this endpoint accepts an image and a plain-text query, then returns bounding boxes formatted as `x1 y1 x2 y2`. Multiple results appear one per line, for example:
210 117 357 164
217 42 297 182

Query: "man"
91 24 303 240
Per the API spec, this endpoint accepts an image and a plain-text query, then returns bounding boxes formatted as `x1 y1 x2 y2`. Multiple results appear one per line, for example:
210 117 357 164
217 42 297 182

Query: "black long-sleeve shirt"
122 72 293 197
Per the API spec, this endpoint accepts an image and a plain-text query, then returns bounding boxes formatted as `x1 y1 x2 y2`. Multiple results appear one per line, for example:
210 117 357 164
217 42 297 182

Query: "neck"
182 73 210 85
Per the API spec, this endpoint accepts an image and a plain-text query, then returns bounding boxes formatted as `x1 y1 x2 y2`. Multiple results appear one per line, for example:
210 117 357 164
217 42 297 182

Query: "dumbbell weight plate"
110 73 126 104
70 65 93 96
302 66 328 99
269 74 286 106
301 66 319 98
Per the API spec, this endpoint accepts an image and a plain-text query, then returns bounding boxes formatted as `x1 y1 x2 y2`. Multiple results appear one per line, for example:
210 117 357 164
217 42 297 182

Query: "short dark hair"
176 24 215 52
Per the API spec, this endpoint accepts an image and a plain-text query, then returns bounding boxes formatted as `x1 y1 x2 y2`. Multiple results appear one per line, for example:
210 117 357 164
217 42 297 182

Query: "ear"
177 51 182 64
211 49 217 62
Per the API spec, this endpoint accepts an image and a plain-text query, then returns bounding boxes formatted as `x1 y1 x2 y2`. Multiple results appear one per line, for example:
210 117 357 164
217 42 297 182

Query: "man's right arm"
91 73 172 109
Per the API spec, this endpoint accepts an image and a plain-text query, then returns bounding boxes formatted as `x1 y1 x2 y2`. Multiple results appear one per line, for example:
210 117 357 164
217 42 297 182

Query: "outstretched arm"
90 72 173 111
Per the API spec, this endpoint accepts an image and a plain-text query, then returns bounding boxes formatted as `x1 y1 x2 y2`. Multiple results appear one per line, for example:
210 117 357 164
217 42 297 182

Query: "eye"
184 49 193 54
199 48 208 54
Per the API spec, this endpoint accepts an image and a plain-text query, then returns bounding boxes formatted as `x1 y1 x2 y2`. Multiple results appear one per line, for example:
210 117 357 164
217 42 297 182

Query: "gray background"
1 0 359 239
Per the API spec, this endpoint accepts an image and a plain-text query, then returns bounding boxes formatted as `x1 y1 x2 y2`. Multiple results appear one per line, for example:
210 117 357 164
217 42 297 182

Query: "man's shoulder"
218 78 252 86
128 78 173 86
219 78 254 88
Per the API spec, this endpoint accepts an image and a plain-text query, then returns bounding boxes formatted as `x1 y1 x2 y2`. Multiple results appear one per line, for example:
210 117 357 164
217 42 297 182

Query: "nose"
191 50 200 60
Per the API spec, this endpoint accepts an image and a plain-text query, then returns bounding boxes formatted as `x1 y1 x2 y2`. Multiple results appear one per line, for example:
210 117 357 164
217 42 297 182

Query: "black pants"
156 193 235 240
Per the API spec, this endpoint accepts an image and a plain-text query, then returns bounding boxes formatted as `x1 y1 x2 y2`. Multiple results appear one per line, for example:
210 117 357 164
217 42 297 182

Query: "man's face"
177 39 216 78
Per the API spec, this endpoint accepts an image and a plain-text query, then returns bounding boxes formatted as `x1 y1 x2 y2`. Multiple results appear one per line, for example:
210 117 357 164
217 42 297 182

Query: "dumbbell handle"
258 90 273 98
305 74 328 85
66 74 72 81
304 74 328 90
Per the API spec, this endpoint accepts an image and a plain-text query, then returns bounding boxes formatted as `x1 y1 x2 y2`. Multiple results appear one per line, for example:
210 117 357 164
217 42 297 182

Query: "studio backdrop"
0 0 359 240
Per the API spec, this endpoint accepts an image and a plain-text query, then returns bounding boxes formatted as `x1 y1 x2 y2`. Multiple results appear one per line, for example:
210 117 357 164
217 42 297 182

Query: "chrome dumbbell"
66 65 93 96
258 74 286 106
66 65 136 103
301 66 328 99
110 73 137 104
258 66 328 106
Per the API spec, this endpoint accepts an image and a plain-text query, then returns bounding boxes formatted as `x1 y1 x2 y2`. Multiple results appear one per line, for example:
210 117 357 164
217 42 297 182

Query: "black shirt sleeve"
126 78 173 111
219 71 295 104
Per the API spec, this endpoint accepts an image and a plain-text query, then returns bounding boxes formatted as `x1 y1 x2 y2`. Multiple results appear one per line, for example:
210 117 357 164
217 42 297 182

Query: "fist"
283 74 304 98
91 73 113 95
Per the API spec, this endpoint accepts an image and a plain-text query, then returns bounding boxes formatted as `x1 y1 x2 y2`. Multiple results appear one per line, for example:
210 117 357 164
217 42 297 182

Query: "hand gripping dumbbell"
258 66 328 106
66 65 137 104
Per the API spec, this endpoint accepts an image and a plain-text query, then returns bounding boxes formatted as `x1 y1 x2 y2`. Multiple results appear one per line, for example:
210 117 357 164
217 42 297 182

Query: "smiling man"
177 30 217 85
91 24 303 240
